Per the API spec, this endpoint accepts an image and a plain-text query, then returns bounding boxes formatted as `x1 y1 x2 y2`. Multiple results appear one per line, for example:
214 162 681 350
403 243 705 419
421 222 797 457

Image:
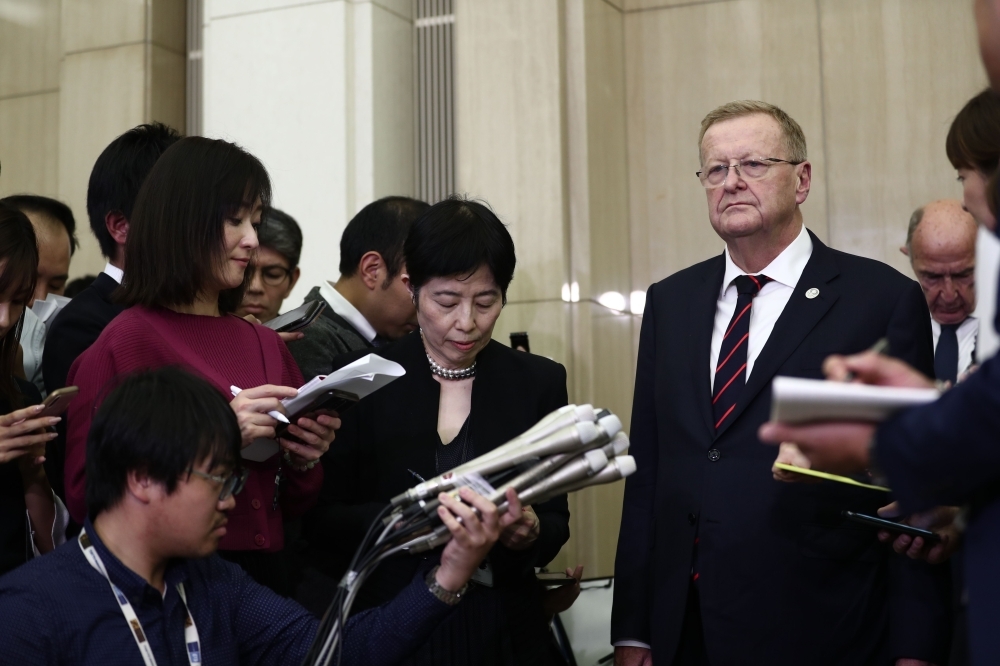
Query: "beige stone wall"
0 0 186 279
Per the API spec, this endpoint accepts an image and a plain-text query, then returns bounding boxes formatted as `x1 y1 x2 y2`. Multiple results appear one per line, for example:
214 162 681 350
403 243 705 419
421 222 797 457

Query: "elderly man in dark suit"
612 101 950 666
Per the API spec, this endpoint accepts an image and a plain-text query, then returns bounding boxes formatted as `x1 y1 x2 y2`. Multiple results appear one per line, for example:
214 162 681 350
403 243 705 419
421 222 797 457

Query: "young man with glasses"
612 101 950 666
0 367 524 665
236 207 303 325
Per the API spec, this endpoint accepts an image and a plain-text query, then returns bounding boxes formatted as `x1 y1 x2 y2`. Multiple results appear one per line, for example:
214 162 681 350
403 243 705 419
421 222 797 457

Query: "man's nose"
248 270 264 292
723 164 745 192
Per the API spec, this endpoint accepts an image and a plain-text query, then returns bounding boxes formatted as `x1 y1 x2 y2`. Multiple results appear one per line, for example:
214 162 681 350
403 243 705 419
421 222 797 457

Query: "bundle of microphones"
303 404 636 666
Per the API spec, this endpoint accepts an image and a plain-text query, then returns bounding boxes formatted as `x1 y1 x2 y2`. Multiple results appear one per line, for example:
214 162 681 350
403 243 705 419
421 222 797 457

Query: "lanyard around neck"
78 529 203 666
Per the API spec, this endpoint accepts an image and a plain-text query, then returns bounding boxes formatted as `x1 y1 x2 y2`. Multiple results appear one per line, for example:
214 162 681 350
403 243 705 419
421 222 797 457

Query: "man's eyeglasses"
696 158 803 188
250 264 293 287
191 468 249 501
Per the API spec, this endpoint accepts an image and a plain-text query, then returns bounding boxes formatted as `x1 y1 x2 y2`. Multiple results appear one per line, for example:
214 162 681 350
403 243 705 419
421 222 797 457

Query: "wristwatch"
425 566 467 606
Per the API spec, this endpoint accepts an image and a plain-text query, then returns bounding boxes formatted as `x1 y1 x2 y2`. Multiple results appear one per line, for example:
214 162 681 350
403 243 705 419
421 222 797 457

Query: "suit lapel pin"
805 287 820 299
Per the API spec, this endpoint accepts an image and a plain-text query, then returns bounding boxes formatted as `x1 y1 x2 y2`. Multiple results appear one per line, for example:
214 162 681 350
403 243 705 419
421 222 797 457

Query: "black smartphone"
841 510 941 542
275 389 359 439
535 572 577 587
264 300 327 333
510 331 530 352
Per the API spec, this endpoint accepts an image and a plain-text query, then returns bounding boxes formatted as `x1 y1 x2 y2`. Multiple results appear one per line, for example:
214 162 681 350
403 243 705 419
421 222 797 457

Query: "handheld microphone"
510 455 636 508
391 420 601 506
410 454 635 555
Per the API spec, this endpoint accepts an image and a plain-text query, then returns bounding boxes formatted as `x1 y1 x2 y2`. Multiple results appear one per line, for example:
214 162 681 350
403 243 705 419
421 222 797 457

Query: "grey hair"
257 207 303 268
905 206 926 255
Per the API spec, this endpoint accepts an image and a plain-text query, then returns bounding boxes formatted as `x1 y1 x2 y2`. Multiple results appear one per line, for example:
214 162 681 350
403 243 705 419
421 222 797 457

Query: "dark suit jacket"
877 304 1000 665
305 331 570 665
42 273 125 394
612 231 951 665
286 287 374 381
40 272 125 500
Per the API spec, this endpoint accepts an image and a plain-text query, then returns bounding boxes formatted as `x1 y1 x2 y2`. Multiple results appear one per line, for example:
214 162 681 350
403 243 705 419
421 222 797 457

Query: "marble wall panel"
151 0 187 54
372 3 415 199
0 92 60 198
818 0 986 276
0 0 60 98
62 0 146 54
453 0 568 303
150 44 187 133
204 0 350 305
59 44 147 277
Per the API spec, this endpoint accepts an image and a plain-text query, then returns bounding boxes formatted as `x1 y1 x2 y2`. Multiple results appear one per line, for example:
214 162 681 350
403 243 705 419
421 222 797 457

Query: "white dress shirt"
103 262 123 284
318 281 377 343
931 316 979 379
613 226 814 652
709 225 814 390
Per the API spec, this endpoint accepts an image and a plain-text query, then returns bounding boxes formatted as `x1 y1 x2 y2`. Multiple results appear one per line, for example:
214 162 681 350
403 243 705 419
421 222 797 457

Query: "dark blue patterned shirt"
0 518 454 665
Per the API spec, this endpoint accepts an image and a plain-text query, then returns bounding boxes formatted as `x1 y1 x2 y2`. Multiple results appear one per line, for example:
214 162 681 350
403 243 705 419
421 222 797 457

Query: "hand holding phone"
841 510 941 542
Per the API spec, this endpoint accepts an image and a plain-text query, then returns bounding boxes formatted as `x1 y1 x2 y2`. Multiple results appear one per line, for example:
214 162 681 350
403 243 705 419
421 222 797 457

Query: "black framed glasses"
696 157 803 188
250 264 293 287
191 467 249 501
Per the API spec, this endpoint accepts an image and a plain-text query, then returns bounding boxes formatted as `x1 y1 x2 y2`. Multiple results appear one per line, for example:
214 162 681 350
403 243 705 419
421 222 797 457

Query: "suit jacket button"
254 534 266 547
707 448 721 462
251 499 261 510
688 512 697 525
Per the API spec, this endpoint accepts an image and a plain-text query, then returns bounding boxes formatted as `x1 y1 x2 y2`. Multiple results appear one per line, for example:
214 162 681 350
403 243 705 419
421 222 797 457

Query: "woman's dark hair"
85 366 242 520
87 122 181 259
947 89 1000 215
258 207 303 269
116 136 272 313
0 205 37 406
404 197 516 303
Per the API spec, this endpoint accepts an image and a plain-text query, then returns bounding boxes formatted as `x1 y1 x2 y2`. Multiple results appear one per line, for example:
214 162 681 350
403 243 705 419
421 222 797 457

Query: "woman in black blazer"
0 204 64 575
307 197 570 666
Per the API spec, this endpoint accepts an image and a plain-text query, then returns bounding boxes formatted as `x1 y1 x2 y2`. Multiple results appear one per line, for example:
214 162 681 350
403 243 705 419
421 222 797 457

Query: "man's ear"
357 251 386 291
899 245 910 257
105 211 129 246
284 266 302 298
125 468 157 505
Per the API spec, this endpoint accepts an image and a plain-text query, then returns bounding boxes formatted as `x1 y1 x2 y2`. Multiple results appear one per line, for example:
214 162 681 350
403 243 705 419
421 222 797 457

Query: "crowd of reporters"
2 4 1000 663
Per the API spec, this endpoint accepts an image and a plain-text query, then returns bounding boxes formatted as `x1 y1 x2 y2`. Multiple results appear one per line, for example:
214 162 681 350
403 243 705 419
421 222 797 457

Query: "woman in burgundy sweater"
63 137 338 594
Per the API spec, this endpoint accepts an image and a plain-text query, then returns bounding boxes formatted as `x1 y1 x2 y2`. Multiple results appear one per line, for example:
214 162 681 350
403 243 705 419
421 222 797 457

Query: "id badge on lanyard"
78 529 203 666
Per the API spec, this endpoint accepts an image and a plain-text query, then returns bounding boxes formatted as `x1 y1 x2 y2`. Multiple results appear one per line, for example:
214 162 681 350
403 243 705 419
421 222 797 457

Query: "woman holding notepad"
62 137 338 595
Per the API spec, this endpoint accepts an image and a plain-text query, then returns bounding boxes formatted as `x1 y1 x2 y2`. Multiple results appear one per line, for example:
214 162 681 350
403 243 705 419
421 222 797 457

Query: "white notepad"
241 354 406 461
769 376 940 424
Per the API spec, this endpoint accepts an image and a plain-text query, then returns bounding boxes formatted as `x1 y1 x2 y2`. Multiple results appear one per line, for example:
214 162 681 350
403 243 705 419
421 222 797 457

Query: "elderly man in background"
0 195 78 396
901 200 979 384
612 100 950 666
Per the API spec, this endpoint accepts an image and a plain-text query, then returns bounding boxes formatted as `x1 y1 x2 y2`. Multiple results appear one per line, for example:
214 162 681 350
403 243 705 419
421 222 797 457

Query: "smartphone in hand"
39 386 78 418
841 510 941 542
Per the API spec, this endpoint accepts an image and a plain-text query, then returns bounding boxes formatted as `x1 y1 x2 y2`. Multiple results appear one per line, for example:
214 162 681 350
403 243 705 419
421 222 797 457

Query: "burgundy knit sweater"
64 306 322 553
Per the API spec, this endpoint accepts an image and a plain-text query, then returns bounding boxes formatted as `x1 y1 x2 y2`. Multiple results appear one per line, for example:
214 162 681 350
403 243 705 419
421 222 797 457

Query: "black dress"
305 331 570 666
0 378 43 576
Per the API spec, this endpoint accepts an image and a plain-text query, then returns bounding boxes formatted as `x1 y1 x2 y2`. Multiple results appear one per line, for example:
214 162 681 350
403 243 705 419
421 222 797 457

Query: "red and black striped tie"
712 274 772 430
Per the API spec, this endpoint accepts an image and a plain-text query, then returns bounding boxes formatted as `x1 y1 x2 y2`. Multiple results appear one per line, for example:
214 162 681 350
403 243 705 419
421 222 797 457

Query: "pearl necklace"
426 352 477 380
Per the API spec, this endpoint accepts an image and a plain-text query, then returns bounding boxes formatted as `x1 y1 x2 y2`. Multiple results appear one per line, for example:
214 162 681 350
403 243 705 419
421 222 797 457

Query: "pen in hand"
842 338 889 382
229 385 291 424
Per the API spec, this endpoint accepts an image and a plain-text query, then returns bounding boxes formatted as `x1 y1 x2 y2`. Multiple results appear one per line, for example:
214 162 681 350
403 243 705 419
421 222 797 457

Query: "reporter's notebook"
770 376 939 424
